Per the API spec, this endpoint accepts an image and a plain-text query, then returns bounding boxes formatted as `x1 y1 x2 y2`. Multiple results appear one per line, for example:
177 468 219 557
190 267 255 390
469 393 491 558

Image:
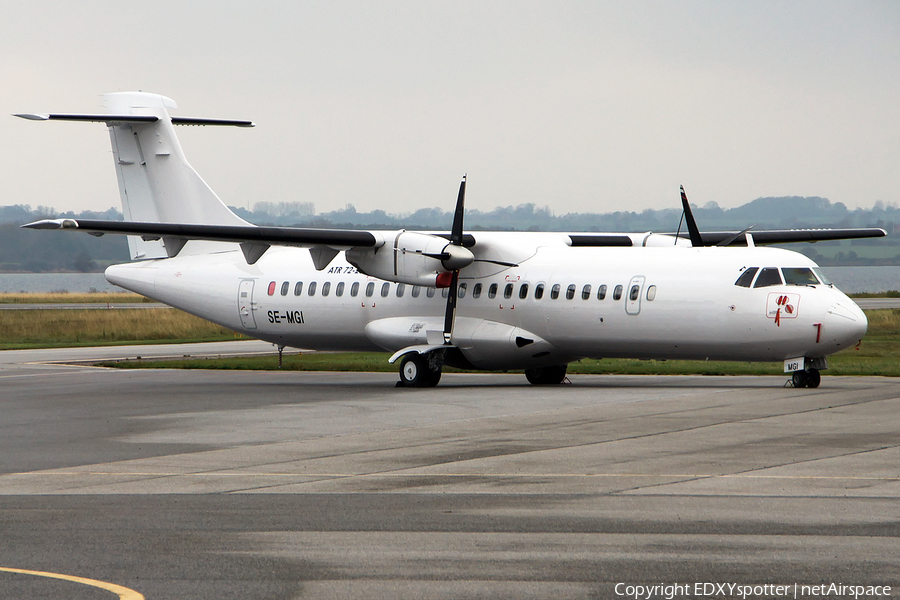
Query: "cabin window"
734 267 758 288
629 284 640 301
753 268 783 288
646 285 657 301
366 282 375 297
582 284 591 300
396 283 406 297
535 283 544 299
504 283 514 299
550 284 560 299
613 285 623 300
458 283 467 298
472 283 482 299
442 287 449 298
519 283 529 299
488 283 498 299
294 282 304 296
566 284 576 300
782 267 820 286
426 287 436 298
280 281 290 296
350 282 359 297
597 284 607 300
411 286 421 298
321 282 331 297
267 281 276 296
381 282 390 297
308 282 317 296
336 282 344 296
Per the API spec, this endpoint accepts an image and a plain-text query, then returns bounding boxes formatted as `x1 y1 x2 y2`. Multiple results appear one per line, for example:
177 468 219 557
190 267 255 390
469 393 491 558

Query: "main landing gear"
524 364 568 385
791 368 821 388
398 351 444 388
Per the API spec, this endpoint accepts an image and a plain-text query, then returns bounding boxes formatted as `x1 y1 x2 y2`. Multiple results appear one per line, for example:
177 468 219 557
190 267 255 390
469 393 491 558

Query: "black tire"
525 364 568 385
806 368 821 388
792 370 808 388
398 353 442 388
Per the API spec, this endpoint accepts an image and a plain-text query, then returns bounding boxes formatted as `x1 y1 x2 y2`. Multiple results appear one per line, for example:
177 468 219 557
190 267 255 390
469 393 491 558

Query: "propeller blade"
680 185 704 247
450 175 466 246
441 176 468 345
443 270 459 344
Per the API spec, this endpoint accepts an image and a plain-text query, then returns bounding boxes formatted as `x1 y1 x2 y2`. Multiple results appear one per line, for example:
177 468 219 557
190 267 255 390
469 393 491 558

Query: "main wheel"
525 364 568 385
806 368 821 388
792 370 808 388
398 353 442 388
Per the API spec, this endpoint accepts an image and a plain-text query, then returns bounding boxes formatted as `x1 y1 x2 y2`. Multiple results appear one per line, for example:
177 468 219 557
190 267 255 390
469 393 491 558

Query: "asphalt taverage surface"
0 342 898 599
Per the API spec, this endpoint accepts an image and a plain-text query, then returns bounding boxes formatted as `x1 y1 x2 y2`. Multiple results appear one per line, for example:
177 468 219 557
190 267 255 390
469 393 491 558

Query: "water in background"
2 266 900 295
819 266 900 294
0 273 118 293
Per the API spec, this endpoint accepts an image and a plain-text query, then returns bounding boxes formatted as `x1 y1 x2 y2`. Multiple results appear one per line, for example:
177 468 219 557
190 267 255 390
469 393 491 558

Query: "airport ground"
0 342 898 599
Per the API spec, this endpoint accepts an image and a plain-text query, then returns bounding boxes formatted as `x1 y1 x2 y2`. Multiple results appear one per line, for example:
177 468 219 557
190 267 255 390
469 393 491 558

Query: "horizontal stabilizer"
14 113 254 127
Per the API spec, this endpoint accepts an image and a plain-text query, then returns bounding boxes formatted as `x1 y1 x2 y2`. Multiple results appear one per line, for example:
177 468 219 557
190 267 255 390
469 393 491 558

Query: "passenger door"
625 275 646 316
238 279 257 329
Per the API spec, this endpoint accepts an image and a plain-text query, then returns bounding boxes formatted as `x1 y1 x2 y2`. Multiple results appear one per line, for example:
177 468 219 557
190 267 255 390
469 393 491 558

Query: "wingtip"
13 113 49 121
21 219 77 230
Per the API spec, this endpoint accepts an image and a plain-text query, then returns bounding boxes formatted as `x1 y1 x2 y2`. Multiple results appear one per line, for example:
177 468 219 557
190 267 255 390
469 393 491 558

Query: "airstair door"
238 279 257 329
625 275 646 316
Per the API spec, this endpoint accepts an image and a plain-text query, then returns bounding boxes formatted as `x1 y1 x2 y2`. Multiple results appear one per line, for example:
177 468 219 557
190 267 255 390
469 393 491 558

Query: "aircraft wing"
20 218 482 269
688 228 888 246
23 218 379 247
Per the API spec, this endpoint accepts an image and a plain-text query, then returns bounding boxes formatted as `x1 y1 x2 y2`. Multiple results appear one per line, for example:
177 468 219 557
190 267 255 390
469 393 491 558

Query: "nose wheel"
791 368 821 388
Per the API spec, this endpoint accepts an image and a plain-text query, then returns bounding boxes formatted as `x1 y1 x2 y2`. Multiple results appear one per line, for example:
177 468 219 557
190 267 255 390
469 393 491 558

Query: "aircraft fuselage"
106 237 867 372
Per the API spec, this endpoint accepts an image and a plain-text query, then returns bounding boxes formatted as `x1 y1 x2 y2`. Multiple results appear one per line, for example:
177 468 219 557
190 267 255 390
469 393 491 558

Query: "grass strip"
0 292 150 304
0 308 240 349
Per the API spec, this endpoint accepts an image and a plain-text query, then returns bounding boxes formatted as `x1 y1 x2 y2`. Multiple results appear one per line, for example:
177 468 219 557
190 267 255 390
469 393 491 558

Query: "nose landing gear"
397 351 444 388
791 368 821 388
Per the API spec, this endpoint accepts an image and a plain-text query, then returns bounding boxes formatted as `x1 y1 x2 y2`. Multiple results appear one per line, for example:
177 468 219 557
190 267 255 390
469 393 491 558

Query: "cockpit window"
734 267 758 287
782 267 820 286
813 267 832 286
753 267 783 288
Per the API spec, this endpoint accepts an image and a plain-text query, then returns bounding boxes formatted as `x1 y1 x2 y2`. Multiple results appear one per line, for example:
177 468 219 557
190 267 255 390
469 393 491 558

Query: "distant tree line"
0 196 895 272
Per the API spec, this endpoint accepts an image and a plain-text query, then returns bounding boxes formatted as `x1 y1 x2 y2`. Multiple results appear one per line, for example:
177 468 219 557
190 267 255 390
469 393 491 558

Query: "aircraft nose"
822 299 868 350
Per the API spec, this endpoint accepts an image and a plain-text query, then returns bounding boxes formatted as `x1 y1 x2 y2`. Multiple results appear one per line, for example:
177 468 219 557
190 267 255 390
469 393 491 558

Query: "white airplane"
17 92 885 388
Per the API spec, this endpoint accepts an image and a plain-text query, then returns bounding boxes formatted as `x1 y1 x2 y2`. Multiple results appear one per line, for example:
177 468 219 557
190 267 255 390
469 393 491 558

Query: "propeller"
679 186 755 247
442 175 467 344
679 185 704 247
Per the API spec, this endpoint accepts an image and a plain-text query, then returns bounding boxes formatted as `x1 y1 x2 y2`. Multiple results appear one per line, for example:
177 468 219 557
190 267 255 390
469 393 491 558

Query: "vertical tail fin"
103 92 253 258
17 92 255 259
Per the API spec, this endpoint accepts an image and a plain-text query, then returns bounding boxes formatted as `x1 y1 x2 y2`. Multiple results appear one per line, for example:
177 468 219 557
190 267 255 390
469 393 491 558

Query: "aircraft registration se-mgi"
16 92 885 388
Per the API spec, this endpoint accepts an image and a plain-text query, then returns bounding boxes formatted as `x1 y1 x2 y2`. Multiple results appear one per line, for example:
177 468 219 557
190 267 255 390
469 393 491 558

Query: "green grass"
98 309 900 377
0 307 242 349
0 292 150 304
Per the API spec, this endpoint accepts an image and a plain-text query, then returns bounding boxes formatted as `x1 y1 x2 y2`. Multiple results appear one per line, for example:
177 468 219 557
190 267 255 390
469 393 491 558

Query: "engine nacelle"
345 231 474 288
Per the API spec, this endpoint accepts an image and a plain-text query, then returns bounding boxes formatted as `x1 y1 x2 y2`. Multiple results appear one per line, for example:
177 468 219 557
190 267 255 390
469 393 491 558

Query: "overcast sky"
2 1 898 219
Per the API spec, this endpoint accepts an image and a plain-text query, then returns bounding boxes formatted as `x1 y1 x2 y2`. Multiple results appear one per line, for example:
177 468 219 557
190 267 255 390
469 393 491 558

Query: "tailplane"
17 92 254 259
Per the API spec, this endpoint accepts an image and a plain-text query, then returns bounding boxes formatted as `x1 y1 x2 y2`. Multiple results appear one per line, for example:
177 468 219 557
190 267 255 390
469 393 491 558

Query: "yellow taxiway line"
0 567 143 599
